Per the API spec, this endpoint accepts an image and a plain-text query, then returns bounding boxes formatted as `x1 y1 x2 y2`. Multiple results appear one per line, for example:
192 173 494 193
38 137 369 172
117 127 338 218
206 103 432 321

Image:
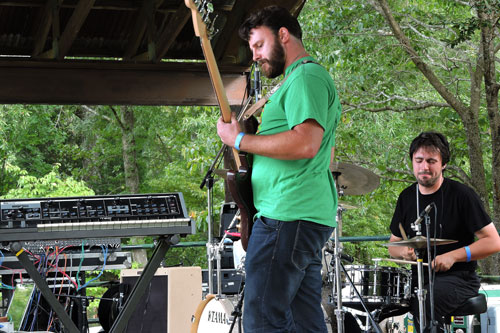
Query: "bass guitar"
185 0 256 250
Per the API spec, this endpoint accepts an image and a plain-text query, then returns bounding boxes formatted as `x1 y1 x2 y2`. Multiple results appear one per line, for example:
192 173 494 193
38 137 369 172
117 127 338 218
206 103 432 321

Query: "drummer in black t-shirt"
388 131 500 332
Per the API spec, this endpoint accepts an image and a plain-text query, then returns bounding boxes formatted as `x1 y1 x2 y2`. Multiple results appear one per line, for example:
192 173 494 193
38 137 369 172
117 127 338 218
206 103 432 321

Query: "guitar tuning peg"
206 2 214 14
207 14 219 39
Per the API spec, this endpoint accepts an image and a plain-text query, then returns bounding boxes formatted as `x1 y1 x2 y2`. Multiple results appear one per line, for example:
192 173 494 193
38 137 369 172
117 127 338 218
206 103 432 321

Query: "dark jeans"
243 217 334 333
411 270 480 332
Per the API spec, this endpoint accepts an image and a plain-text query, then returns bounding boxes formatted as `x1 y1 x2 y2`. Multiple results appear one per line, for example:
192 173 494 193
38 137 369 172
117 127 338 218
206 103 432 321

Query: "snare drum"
335 265 411 309
191 294 235 333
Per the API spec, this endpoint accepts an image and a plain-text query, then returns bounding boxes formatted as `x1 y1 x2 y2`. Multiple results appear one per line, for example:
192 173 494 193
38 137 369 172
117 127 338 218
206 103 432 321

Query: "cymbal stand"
331 171 345 333
333 208 345 333
203 172 217 295
331 171 382 333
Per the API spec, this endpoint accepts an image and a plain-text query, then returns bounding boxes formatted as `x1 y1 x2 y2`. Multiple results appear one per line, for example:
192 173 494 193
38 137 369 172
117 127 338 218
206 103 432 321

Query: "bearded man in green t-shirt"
217 5 341 333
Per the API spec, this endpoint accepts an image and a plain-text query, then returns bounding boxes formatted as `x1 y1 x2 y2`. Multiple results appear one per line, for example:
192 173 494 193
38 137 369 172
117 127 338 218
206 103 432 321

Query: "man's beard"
417 172 440 188
260 39 286 78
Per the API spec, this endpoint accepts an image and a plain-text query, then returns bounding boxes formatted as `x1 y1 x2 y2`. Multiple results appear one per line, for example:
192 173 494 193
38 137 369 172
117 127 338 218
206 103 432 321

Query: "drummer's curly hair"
409 132 450 165
238 6 302 41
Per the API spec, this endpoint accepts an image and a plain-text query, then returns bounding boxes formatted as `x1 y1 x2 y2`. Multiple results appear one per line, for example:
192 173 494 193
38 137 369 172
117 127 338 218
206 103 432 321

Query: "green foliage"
298 0 495 263
6 284 35 330
2 164 94 199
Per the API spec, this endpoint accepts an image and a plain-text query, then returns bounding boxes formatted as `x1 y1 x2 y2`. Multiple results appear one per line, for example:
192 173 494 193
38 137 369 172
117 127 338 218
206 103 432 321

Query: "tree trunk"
476 2 500 275
120 106 140 193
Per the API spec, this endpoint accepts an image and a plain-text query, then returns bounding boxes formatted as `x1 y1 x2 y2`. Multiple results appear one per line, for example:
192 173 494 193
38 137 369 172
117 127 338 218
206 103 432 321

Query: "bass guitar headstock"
184 0 218 40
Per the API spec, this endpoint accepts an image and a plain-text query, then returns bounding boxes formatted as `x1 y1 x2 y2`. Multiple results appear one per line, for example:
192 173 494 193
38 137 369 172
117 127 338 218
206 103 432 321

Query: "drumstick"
372 258 428 266
399 223 408 240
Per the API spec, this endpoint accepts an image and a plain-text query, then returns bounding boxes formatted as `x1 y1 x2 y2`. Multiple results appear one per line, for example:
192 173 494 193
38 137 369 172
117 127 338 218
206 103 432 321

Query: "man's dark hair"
238 5 302 41
409 132 450 165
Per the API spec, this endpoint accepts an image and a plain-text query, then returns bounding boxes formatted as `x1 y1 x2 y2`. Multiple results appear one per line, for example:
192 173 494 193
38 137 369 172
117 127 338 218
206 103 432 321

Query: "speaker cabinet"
120 267 201 332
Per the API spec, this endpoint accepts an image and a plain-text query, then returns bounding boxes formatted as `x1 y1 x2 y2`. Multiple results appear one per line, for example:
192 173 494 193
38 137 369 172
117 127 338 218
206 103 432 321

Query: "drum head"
193 296 235 333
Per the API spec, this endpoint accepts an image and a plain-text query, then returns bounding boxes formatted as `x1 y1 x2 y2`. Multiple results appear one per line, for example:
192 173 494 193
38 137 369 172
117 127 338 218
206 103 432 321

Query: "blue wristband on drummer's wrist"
234 132 245 151
465 246 471 262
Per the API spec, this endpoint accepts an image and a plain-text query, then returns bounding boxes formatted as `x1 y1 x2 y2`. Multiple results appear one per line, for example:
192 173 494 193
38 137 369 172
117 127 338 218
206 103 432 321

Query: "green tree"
300 0 499 274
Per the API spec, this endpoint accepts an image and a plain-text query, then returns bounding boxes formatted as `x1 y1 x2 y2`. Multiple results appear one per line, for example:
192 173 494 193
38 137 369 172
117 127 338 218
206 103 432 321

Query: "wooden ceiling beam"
213 0 250 62
155 2 191 62
32 0 59 56
123 0 156 60
0 60 249 106
57 0 96 59
0 1 233 12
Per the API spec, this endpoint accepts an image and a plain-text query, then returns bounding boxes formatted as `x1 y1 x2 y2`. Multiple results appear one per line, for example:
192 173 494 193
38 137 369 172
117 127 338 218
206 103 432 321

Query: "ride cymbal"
382 235 457 249
330 162 380 195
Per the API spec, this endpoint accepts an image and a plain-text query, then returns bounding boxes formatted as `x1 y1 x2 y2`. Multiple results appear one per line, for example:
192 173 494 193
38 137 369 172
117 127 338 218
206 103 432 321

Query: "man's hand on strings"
217 113 242 147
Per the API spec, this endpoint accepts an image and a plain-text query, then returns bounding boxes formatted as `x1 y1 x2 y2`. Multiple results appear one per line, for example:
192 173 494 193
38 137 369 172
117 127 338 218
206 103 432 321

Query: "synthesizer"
0 193 194 242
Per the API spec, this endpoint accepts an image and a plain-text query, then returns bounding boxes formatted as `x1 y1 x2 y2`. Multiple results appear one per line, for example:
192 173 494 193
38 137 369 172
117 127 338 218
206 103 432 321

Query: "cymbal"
330 162 380 195
381 235 458 249
338 201 359 210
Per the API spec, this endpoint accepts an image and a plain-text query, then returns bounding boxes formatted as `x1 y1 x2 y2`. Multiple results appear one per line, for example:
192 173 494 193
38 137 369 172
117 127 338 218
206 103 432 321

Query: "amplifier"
0 193 194 241
202 268 244 295
117 267 202 332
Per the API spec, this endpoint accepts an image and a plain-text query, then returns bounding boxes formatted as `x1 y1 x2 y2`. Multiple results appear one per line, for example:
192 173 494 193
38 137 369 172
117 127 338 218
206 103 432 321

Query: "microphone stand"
411 205 436 333
424 213 437 333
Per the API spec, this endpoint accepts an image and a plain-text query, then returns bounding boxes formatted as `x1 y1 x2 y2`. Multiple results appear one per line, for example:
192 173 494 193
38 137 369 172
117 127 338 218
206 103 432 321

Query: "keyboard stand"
109 234 179 333
9 234 179 333
10 241 80 333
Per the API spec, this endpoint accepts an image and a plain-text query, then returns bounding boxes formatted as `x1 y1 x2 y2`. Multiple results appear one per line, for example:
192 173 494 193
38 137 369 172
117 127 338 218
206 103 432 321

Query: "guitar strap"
240 59 318 120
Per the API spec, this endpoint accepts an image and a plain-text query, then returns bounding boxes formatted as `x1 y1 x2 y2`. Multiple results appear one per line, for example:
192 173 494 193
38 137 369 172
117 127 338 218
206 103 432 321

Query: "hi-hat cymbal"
372 258 428 267
381 235 457 249
330 162 380 195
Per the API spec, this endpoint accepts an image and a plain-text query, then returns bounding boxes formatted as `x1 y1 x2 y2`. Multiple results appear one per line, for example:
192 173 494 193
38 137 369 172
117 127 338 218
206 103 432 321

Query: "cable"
77 245 108 291
76 240 86 290
0 251 15 290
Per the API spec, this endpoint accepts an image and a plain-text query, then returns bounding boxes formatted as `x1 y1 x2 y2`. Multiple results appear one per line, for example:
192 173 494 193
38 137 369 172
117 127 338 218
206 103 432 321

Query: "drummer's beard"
416 172 441 188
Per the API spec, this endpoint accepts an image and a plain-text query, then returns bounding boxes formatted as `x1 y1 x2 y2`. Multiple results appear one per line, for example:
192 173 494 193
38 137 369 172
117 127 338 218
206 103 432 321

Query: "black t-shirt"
390 178 491 273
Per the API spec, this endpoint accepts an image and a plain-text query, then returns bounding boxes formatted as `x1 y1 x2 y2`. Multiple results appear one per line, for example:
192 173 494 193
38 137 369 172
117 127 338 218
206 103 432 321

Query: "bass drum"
191 294 236 333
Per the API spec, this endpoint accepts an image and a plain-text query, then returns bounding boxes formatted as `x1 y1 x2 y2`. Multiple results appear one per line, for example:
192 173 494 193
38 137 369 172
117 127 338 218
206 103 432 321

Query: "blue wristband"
465 246 471 262
234 132 245 151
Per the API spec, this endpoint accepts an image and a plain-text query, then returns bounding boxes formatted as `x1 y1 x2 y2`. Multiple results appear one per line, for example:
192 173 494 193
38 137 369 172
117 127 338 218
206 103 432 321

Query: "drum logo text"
207 310 229 325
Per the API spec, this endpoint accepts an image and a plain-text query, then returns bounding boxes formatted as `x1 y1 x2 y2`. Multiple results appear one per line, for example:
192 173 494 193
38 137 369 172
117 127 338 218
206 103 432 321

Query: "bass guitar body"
227 152 256 251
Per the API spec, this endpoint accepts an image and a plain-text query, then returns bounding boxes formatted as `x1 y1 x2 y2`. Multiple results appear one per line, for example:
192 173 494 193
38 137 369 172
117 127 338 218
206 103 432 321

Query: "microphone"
413 203 434 226
253 64 261 102
340 253 354 264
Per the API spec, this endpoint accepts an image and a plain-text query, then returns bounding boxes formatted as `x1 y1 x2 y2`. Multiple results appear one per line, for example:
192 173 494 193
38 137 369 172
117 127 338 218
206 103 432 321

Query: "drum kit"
193 162 457 333
327 162 457 333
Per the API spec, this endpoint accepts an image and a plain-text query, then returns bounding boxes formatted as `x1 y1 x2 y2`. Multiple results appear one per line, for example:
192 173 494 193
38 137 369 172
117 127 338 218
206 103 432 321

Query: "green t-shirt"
251 56 341 227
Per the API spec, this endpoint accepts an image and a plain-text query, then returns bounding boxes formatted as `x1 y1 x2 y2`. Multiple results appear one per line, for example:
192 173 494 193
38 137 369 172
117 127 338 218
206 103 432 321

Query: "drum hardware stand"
229 284 245 333
330 171 382 333
411 204 437 333
200 153 220 295
331 171 346 333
